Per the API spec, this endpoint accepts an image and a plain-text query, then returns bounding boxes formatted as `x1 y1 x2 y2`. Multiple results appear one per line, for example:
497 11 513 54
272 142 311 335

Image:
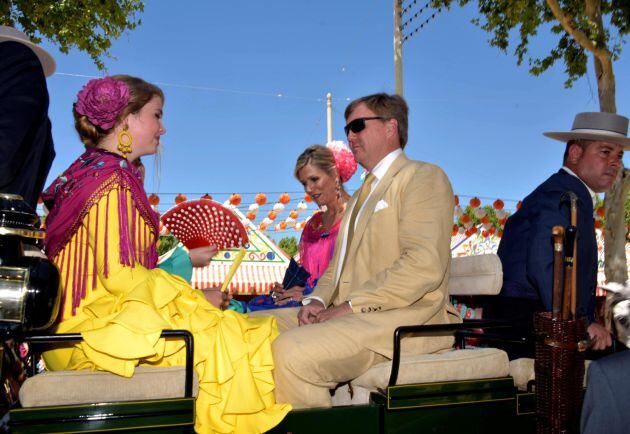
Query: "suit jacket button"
361 307 367 313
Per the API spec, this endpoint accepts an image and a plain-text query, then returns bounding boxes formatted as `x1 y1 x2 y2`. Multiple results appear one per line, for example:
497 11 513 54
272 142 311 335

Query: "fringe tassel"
130 195 137 267
118 188 131 267
72 234 79 315
92 203 99 291
58 247 67 320
104 193 109 278
81 217 90 302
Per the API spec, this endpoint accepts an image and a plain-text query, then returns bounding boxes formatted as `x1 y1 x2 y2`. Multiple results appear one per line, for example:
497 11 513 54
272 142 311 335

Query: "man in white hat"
0 25 56 208
487 112 627 356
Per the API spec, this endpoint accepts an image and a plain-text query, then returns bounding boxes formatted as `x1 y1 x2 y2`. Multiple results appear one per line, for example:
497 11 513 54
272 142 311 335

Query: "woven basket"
534 312 587 434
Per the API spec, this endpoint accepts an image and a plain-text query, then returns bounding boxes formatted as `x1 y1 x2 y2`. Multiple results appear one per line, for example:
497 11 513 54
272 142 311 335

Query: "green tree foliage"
433 0 628 89
278 236 299 258
156 234 178 257
0 0 145 70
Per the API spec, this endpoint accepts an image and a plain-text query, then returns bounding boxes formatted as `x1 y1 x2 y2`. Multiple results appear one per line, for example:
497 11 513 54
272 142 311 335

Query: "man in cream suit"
267 93 459 408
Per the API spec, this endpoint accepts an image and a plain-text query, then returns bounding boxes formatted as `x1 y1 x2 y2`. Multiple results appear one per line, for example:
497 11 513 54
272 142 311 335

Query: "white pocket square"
374 200 389 212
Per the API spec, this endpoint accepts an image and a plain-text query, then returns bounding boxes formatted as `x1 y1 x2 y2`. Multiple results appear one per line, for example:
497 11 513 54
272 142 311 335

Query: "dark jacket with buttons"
0 41 55 209
497 169 597 322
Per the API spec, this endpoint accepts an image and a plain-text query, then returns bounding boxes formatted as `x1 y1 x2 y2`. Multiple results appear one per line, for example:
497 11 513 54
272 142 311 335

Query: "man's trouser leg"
269 314 386 409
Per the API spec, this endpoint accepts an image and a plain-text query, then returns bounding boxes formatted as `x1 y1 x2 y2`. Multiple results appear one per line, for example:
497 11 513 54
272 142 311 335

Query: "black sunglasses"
344 117 385 136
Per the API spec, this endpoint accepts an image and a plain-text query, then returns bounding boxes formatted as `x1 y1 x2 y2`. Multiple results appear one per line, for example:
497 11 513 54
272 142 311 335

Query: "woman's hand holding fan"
189 245 219 267
202 287 232 310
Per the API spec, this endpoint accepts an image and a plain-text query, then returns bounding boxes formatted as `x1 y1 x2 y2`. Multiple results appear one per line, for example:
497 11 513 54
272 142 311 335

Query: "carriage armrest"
24 330 195 397
388 320 525 387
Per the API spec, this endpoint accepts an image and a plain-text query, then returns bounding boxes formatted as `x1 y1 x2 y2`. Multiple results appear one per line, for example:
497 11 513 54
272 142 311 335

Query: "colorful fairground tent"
189 206 291 295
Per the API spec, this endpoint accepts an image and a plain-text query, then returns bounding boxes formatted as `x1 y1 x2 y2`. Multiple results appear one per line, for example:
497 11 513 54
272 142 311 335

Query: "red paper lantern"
488 226 496 235
470 226 478 234
148 194 160 206
461 214 471 224
279 221 287 230
499 217 507 226
480 216 490 225
464 228 472 237
594 220 603 229
469 197 481 208
268 211 277 220
255 193 267 206
229 194 242 206
246 211 256 220
201 193 213 200
304 193 313 203
493 199 504 210
498 229 503 238
279 193 291 204
290 210 299 219
452 224 458 236
175 193 186 204
596 207 605 218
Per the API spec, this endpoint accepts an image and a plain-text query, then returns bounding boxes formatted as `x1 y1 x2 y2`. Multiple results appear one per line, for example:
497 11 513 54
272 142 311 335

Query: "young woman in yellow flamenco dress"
41 75 290 433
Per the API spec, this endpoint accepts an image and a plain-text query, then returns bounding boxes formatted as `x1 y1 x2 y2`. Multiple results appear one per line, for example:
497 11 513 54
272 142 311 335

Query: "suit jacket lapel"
345 154 410 261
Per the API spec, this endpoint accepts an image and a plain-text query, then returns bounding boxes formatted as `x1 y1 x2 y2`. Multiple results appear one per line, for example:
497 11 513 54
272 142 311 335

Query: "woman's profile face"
126 96 166 157
297 162 337 208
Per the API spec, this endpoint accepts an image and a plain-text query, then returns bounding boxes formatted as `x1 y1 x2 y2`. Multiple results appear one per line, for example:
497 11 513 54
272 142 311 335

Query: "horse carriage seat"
331 254 517 406
19 365 198 407
11 331 197 433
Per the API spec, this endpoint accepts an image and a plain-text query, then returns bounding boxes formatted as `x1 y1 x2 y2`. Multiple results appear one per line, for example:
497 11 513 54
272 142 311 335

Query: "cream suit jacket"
312 152 460 357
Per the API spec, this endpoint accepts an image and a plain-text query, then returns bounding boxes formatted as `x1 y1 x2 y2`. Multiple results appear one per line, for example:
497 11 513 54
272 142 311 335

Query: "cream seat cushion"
19 366 198 408
332 348 509 406
508 357 591 391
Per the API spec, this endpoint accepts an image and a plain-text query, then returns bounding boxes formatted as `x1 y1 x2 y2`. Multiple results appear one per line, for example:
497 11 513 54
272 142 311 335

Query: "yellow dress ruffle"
43 188 291 433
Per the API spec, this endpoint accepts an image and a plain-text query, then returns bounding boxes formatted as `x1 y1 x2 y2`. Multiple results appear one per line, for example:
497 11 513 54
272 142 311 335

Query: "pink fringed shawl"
299 212 342 287
42 148 159 315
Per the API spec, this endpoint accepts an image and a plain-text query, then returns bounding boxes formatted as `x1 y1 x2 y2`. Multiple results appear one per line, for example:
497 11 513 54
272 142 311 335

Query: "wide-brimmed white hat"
0 25 56 77
544 112 630 150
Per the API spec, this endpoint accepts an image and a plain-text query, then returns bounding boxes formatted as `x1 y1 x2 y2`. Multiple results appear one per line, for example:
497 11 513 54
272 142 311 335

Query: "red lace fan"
161 199 248 250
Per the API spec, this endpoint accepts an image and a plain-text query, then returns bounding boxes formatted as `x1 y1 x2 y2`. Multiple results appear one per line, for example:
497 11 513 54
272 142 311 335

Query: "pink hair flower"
328 141 357 183
75 77 130 130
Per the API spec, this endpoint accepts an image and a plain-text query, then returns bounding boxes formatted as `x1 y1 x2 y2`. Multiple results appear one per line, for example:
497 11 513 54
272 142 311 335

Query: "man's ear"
385 118 398 140
567 142 584 164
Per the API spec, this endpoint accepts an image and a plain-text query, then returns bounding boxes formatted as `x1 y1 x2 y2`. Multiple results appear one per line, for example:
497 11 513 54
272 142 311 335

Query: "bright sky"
39 1 629 239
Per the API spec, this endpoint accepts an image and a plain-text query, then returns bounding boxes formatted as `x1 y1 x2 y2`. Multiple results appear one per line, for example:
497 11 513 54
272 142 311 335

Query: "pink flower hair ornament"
75 77 130 130
327 141 357 183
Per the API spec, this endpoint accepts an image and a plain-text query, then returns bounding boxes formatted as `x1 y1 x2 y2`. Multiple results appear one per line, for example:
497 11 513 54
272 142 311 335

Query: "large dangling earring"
117 127 133 159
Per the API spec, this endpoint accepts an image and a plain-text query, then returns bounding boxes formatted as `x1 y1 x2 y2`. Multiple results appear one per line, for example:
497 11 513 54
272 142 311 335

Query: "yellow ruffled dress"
43 188 291 433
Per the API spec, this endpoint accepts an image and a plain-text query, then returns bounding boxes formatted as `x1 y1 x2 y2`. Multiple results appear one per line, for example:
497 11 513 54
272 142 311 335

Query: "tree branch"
545 0 610 59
